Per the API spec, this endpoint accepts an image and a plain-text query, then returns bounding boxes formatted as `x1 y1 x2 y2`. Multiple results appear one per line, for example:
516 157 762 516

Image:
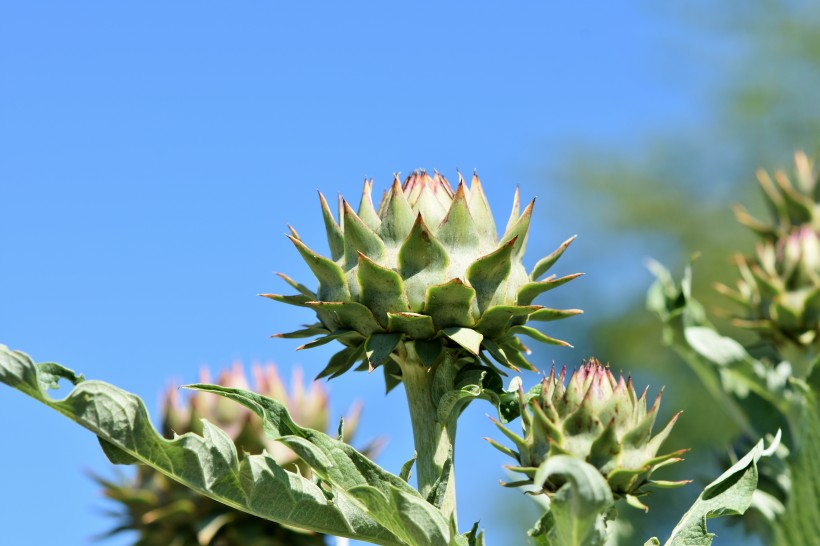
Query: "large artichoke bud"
267 172 582 388
94 363 375 546
488 359 688 510
718 151 820 351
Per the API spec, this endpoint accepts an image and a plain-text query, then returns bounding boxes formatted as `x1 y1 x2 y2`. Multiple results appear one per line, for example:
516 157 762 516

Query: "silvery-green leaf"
0 345 407 546
529 455 615 546
188 382 451 546
651 431 780 546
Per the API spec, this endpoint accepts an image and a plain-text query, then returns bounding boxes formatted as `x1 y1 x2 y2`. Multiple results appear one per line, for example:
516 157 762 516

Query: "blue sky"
0 3 718 545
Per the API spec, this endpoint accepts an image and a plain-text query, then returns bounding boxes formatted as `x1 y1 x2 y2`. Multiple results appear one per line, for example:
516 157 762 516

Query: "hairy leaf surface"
0 345 449 546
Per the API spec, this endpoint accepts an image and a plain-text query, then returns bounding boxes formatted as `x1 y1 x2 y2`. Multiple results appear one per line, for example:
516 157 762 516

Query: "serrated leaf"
190 382 452 546
652 432 780 546
0 346 403 545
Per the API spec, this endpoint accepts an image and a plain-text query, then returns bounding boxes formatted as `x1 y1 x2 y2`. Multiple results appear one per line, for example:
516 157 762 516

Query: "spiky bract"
94 363 374 546
719 152 820 349
489 359 687 510
268 172 581 388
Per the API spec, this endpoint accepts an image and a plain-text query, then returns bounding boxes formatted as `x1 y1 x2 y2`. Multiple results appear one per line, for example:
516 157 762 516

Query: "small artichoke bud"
717 152 820 350
489 359 689 510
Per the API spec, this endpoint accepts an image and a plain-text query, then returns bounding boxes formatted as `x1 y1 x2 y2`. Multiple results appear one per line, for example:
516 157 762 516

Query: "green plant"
1 173 781 545
648 152 820 545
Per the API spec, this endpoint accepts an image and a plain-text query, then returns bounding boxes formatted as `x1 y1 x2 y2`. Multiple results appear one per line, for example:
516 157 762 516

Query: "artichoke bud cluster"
95 363 374 546
489 359 688 510
267 172 582 390
718 152 820 349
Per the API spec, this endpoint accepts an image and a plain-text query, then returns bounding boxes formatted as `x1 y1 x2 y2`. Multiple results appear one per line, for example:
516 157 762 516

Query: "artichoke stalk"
267 171 582 524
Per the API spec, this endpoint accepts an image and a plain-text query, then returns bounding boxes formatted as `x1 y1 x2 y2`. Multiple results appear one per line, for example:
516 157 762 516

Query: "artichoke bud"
268 172 583 388
95 362 377 546
717 152 820 349
489 359 688 508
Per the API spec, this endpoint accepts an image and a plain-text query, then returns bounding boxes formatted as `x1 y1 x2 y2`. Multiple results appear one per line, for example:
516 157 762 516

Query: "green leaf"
400 453 417 482
647 261 805 439
651 431 781 546
0 346 403 545
435 364 517 429
190 383 452 546
529 455 615 546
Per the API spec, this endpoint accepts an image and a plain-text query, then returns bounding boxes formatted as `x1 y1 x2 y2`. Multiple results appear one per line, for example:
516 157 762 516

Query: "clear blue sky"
1 3 715 545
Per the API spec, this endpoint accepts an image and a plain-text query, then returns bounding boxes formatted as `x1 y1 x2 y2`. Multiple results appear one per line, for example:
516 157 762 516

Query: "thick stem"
397 343 458 527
